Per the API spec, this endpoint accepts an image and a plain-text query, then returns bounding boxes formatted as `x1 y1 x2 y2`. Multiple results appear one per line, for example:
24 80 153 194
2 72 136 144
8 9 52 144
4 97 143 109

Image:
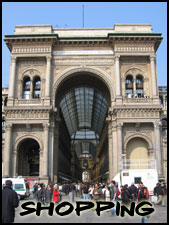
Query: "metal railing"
121 159 157 170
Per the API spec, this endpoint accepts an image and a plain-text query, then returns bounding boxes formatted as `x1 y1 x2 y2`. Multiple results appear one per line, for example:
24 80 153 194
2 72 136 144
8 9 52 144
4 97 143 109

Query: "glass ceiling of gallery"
60 87 108 158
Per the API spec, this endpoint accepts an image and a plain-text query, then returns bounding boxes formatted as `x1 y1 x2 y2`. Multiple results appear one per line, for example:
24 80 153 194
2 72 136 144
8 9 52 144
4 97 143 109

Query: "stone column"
115 55 121 96
150 56 158 97
45 56 51 98
42 123 50 177
3 124 12 177
133 78 136 95
163 95 166 110
112 124 118 179
154 121 162 177
30 78 33 99
8 57 17 106
12 150 17 177
117 123 123 172
53 119 60 183
108 121 113 182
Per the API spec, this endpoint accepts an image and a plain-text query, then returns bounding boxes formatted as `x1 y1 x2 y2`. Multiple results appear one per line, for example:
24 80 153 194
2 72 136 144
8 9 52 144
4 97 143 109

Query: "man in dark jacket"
154 183 165 206
2 180 19 223
128 182 138 201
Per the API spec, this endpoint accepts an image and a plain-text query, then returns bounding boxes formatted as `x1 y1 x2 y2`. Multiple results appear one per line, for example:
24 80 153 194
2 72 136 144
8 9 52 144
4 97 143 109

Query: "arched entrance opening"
126 137 149 169
18 138 40 176
54 72 111 182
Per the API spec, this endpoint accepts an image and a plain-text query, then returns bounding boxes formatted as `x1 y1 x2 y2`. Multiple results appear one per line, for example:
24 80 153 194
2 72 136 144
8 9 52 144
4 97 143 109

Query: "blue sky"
2 2 167 87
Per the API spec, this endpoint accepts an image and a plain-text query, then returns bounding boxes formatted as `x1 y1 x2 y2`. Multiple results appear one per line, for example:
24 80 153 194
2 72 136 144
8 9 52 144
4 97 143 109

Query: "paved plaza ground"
14 194 167 223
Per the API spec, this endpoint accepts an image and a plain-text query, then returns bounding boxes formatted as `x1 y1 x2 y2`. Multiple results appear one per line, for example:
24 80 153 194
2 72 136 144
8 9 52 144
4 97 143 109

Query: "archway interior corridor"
56 75 110 182
18 138 40 176
59 87 108 181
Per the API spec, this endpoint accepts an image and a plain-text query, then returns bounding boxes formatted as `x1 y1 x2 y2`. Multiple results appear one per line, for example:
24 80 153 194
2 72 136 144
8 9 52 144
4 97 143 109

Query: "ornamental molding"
18 60 45 66
109 106 161 118
5 107 52 120
14 134 43 151
12 46 51 54
114 45 154 53
21 68 41 80
124 133 153 150
52 56 115 66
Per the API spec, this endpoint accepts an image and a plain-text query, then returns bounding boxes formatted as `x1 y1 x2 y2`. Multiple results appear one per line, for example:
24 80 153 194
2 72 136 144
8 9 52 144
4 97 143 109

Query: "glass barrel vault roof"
60 87 108 158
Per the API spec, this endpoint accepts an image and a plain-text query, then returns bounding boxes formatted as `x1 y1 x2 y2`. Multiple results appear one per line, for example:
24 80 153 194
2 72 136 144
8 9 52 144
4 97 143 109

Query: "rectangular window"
134 177 142 184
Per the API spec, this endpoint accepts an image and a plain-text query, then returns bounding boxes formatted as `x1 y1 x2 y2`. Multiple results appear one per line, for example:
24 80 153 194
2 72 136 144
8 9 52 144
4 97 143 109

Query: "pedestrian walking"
153 183 166 207
33 183 38 199
137 182 150 223
103 185 110 201
137 182 149 202
120 185 131 206
53 185 60 205
128 182 138 201
45 184 53 205
2 180 19 223
83 184 89 200
93 183 102 210
69 183 76 202
88 184 94 200
41 184 46 205
109 180 117 216
35 184 43 202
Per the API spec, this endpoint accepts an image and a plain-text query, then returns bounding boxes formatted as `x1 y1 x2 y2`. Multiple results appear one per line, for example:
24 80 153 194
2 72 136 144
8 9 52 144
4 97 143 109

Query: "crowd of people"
32 180 167 208
2 178 167 223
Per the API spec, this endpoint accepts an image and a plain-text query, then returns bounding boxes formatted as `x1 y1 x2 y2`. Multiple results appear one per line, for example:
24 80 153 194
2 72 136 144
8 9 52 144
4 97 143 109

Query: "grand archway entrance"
17 138 40 176
54 72 111 182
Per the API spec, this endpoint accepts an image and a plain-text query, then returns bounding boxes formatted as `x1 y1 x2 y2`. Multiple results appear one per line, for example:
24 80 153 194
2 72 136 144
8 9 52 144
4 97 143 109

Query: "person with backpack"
120 185 131 206
83 184 89 200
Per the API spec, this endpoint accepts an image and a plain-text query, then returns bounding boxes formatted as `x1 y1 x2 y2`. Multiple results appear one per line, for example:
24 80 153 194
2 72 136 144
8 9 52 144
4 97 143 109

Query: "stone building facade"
3 24 167 184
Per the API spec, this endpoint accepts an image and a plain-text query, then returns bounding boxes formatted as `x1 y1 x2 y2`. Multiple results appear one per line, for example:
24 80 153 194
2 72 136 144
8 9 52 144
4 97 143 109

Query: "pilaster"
150 55 158 103
42 123 50 178
117 122 123 172
3 124 12 177
154 121 163 177
115 55 122 104
44 56 52 105
8 56 17 106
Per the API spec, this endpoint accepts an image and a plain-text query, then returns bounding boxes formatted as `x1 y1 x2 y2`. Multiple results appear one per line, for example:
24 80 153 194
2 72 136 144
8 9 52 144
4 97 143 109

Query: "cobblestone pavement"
14 194 167 223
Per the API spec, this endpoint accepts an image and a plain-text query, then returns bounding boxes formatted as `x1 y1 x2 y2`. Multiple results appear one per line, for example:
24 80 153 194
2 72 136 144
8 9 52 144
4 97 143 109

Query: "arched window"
23 77 31 99
33 77 41 99
125 75 133 98
136 75 144 98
